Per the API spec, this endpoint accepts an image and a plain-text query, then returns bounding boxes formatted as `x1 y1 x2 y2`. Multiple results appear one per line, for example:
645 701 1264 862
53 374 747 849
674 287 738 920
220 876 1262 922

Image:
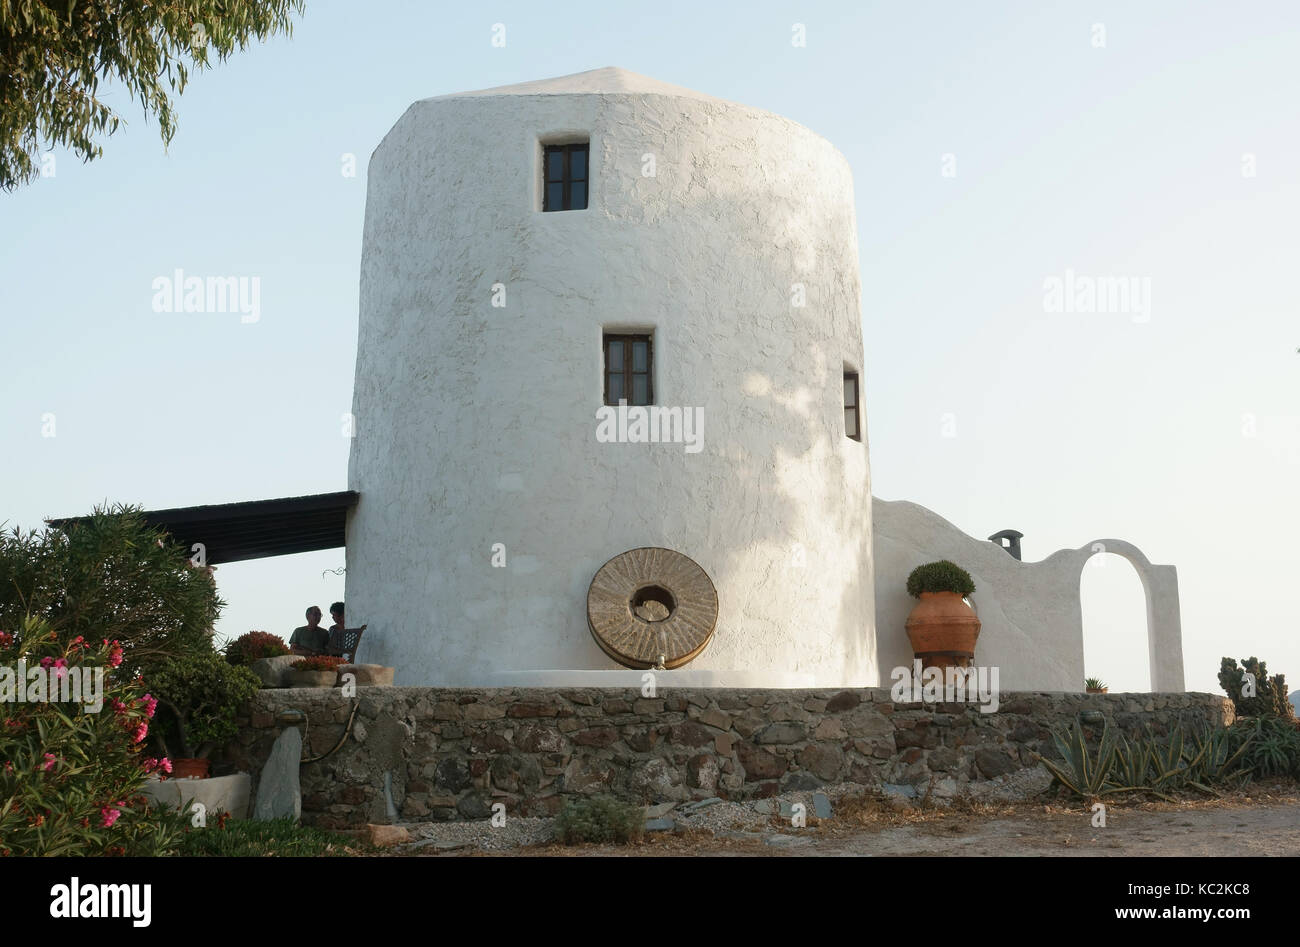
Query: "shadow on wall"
872 498 1185 693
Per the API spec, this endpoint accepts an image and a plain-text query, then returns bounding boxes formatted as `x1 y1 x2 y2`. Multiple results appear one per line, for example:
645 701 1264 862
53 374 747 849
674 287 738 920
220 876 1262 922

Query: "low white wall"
872 497 1185 692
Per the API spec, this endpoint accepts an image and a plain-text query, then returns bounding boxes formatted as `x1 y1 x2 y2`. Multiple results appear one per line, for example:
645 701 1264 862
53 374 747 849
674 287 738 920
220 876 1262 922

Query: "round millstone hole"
587 547 719 670
631 585 676 622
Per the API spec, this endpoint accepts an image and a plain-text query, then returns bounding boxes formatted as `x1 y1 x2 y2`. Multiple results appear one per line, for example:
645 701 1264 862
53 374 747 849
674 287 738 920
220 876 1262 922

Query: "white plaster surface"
347 68 874 687
141 773 251 820
488 669 816 688
872 497 1185 692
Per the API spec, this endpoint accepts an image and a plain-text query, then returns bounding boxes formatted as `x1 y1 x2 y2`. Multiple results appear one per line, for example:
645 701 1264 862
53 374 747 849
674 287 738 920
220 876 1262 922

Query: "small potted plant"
288 655 345 688
1085 677 1108 694
148 649 261 778
904 560 980 671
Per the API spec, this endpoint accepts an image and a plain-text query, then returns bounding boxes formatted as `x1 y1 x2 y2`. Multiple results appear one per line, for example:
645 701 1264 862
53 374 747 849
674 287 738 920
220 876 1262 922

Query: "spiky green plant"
1040 717 1127 798
1084 677 1107 691
1183 724 1252 793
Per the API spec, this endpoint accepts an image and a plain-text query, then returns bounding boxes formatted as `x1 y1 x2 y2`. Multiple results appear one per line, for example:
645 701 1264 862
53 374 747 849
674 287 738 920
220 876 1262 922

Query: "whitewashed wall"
346 69 875 687
873 497 1185 692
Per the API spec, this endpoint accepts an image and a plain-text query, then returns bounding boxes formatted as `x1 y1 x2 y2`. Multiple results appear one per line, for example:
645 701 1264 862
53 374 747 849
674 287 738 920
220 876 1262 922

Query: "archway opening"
1080 552 1151 692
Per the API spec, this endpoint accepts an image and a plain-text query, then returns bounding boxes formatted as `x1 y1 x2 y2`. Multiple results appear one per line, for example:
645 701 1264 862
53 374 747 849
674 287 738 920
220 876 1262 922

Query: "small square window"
605 333 653 405
844 372 861 441
543 142 589 211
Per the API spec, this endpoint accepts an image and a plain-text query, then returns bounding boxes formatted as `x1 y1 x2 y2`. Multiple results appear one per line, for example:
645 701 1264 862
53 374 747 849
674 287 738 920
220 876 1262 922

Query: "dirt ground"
443 786 1300 857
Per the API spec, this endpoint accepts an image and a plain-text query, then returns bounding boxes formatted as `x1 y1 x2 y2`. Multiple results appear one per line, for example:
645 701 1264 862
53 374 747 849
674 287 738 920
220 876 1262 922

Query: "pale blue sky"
3 0 1297 693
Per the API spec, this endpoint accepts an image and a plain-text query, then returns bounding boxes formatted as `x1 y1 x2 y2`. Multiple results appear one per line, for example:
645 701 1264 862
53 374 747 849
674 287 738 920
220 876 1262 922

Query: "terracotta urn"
168 758 211 780
905 591 981 670
1086 687 1108 695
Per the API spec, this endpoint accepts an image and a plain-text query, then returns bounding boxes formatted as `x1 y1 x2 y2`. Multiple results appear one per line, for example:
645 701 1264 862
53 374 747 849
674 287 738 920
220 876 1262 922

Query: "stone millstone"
253 726 302 822
586 547 719 670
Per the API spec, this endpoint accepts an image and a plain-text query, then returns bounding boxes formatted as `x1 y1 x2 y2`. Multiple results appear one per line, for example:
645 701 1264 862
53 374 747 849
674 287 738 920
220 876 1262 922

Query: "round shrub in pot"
904 560 980 672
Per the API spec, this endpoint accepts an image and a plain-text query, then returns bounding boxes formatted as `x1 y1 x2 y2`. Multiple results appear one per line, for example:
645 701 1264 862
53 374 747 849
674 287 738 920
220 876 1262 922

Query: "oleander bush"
0 506 224 680
225 631 290 666
554 795 645 845
0 615 189 856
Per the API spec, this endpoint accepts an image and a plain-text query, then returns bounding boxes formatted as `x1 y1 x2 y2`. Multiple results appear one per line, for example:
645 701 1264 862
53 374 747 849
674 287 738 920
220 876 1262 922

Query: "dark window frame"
844 372 861 441
604 333 654 406
543 142 589 211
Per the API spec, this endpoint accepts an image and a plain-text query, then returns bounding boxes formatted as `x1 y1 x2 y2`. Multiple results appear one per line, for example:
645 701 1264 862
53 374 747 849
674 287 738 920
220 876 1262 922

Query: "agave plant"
1111 730 1150 790
1040 717 1131 798
1183 724 1252 793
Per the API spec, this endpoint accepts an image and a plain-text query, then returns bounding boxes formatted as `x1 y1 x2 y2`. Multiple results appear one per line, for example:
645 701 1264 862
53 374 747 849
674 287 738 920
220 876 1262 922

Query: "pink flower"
139 694 158 719
70 635 85 649
142 756 173 775
100 806 121 828
131 721 148 744
111 699 127 717
39 656 53 669
41 753 56 772
106 641 123 668
0 631 11 647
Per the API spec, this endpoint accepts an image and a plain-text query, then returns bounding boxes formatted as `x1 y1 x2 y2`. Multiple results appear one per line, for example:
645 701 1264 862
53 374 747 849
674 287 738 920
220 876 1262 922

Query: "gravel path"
383 784 1300 857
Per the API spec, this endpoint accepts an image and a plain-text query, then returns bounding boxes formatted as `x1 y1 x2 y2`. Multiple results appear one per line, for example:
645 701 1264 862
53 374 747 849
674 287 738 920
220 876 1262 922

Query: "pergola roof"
48 491 358 565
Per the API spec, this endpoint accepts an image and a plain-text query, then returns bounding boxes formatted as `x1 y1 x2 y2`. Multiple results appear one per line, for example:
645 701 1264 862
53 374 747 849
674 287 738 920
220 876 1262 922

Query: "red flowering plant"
224 630 290 667
290 655 346 672
0 616 189 855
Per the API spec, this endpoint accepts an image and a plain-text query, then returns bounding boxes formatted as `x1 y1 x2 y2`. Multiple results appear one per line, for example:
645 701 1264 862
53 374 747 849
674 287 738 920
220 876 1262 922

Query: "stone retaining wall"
219 688 1234 829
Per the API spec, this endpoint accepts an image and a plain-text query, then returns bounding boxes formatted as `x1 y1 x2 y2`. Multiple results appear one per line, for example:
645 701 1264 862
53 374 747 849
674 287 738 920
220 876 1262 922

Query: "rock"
629 758 679 799
752 799 774 815
644 817 675 832
456 795 493 820
974 748 1020 778
253 727 302 821
780 772 822 791
365 824 411 847
248 655 300 688
881 782 918 799
436 758 473 793
645 802 677 818
338 664 395 686
736 744 787 780
812 792 832 820
754 723 806 745
686 754 719 792
679 796 724 814
797 744 844 781
697 709 731 730
826 691 861 713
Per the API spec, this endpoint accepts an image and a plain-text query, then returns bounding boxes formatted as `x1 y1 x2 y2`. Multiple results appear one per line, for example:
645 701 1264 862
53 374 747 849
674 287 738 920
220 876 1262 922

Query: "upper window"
543 143 588 211
844 372 861 441
605 333 653 405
